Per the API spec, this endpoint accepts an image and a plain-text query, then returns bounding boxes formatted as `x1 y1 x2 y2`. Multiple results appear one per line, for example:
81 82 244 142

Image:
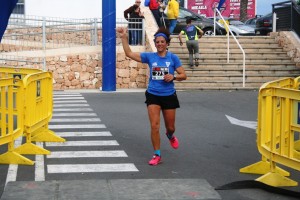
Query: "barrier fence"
0 78 33 165
0 67 65 165
240 76 300 187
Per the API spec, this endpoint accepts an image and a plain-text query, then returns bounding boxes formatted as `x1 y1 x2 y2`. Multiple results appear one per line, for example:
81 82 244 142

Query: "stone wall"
45 48 148 90
273 31 300 67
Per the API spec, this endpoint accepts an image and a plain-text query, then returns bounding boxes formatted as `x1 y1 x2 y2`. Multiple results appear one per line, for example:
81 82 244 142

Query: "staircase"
169 35 300 90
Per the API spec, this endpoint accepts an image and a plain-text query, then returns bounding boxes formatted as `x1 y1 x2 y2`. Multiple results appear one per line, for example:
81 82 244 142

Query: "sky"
256 0 287 15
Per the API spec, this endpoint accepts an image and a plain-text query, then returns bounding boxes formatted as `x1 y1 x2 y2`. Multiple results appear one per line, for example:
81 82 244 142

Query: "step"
180 60 294 65
181 64 298 69
186 75 298 81
176 54 289 59
168 48 285 53
170 43 281 48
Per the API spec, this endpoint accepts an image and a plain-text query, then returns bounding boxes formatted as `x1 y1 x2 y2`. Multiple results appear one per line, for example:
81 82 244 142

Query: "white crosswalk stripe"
50 118 101 122
55 131 112 137
47 164 139 173
49 124 106 129
46 140 119 147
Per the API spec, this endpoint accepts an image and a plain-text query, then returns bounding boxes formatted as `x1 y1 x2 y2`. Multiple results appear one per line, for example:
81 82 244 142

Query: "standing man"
124 0 142 44
167 0 179 34
178 17 203 69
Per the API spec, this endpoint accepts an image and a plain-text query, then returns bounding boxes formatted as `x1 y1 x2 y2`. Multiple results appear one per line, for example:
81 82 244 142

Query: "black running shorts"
145 90 180 110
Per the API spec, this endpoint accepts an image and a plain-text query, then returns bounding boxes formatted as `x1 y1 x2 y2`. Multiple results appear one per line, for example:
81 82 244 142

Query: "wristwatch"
173 75 177 81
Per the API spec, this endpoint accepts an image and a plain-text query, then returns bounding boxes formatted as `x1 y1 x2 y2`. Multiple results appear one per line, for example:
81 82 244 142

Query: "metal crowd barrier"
0 67 65 165
240 76 300 187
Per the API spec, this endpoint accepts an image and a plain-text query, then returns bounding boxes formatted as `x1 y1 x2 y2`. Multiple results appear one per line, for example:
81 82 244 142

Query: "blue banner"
217 0 226 11
0 0 18 42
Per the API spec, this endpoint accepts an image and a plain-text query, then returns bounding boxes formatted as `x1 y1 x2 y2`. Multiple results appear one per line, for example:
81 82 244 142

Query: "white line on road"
54 104 89 107
35 142 45 181
5 137 22 185
53 108 93 112
47 150 128 158
54 100 87 103
49 124 106 129
53 94 82 97
47 164 139 173
50 118 101 122
53 97 84 100
55 131 112 137
46 140 119 147
53 113 97 117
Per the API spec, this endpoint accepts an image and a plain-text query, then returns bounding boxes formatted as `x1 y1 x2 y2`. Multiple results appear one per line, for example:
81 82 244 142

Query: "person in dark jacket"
124 0 142 44
129 5 144 45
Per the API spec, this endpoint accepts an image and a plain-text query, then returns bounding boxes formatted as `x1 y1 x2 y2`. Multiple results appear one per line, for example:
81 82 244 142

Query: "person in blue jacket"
117 26 187 166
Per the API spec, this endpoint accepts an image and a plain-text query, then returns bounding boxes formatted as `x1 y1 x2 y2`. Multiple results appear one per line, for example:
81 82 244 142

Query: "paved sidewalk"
1 179 220 200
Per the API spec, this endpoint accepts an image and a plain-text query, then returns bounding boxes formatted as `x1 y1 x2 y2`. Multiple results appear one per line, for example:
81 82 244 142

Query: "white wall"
25 0 135 19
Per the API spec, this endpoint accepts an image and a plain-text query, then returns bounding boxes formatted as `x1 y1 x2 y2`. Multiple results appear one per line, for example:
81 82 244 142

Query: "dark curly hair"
154 27 171 44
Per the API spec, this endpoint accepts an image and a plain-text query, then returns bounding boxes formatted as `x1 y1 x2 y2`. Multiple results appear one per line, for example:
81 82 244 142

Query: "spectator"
124 0 142 44
178 17 204 69
158 0 166 27
129 5 144 45
149 0 161 27
124 0 142 20
167 0 179 34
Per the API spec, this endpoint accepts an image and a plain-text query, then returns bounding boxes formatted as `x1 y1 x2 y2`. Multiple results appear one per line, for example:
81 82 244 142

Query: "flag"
217 0 226 11
0 0 18 42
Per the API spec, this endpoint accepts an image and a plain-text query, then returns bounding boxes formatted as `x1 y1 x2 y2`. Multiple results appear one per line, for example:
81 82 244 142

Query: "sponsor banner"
187 0 256 19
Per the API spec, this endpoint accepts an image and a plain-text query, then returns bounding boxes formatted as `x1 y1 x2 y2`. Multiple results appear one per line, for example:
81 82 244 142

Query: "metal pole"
272 12 277 32
94 18 98 46
102 0 116 91
42 17 46 50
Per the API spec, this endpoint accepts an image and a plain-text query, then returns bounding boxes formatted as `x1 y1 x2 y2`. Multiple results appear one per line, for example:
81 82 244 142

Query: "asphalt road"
1 90 300 200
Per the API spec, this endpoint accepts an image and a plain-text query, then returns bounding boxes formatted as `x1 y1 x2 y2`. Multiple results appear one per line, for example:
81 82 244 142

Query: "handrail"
213 9 246 87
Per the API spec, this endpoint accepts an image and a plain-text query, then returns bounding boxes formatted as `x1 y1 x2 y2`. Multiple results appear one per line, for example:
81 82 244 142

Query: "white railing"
213 9 246 87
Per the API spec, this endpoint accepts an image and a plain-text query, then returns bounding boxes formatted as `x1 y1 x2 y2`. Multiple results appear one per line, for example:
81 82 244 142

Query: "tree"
240 0 248 22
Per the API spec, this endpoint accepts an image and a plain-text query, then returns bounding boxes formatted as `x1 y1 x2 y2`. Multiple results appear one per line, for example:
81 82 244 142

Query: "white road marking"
53 113 97 117
50 118 101 122
54 100 87 103
46 140 119 147
53 94 82 97
47 150 128 158
49 124 106 129
47 164 139 173
226 115 257 130
53 108 93 112
5 137 22 185
35 142 45 181
53 97 84 100
55 131 112 137
54 104 89 107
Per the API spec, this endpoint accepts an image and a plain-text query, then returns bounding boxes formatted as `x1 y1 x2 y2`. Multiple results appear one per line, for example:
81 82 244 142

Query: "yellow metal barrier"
14 71 65 156
0 78 34 165
240 77 300 187
0 67 42 80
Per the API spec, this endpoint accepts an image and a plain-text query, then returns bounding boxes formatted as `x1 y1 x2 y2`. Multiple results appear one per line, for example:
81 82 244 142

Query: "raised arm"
117 27 142 62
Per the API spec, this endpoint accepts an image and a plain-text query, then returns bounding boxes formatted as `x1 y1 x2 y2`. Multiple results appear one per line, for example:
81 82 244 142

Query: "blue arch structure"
102 0 116 91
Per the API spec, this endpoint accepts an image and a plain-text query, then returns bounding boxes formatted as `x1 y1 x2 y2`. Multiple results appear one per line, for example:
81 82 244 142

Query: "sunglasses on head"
136 1 141 3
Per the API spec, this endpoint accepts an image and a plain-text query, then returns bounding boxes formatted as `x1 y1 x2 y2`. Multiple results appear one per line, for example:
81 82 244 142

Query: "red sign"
187 0 256 19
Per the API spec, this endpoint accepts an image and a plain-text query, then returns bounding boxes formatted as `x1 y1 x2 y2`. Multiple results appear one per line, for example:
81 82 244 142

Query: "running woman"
117 27 187 166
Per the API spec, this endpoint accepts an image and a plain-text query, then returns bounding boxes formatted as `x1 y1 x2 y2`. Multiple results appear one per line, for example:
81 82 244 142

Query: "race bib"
152 67 169 80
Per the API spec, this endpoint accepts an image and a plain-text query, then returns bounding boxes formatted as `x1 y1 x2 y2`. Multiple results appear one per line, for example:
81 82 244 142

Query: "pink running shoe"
148 155 161 166
169 136 179 149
